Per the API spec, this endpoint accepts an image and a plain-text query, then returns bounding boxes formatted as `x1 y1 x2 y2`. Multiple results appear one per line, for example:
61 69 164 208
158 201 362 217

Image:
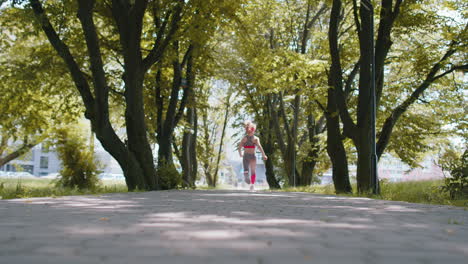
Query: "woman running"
238 121 268 191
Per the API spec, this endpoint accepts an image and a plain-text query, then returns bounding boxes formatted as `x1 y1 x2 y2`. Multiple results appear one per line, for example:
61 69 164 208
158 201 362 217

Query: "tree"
326 0 353 193
0 6 81 168
18 0 242 190
147 0 243 186
329 0 467 193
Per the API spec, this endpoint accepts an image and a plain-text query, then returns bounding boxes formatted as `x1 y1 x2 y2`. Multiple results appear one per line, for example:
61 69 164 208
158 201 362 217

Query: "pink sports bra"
243 135 255 149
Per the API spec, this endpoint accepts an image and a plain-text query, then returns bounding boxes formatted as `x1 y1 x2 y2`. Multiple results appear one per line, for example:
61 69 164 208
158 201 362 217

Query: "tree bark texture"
327 0 352 193
181 52 197 188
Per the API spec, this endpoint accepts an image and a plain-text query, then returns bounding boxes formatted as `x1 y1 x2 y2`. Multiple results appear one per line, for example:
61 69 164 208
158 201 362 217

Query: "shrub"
157 160 182 190
440 149 468 199
54 126 102 190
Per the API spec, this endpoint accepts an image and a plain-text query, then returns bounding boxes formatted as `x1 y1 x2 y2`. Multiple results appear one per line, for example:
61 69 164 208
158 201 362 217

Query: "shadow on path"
1 190 467 264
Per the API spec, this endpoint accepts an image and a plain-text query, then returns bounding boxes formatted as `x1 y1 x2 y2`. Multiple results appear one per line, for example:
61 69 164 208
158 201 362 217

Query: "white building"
0 143 60 177
320 153 445 185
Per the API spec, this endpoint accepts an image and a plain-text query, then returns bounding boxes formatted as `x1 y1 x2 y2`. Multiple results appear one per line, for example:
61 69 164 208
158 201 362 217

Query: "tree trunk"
327 0 352 193
273 92 302 187
180 51 197 188
93 122 146 191
182 106 196 188
201 107 215 187
260 97 281 189
355 134 372 193
213 93 231 185
354 0 374 193
190 108 198 186
155 44 192 179
326 89 352 193
124 70 158 190
375 0 402 106
300 114 323 186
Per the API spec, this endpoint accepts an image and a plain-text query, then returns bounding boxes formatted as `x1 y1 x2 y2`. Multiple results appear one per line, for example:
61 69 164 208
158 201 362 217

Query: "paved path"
1 190 467 264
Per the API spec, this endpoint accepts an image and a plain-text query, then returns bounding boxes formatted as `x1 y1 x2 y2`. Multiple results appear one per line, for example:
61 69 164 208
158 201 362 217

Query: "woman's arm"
238 137 246 157
255 137 268 160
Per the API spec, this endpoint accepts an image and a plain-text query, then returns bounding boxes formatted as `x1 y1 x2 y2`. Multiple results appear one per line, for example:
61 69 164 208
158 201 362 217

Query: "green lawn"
2 177 466 208
0 178 129 200
279 180 468 208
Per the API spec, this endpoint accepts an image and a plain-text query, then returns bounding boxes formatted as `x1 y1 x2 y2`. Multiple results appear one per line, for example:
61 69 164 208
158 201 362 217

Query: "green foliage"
0 178 129 200
440 148 468 199
280 179 468 207
378 179 447 205
157 161 182 190
0 6 81 162
54 125 102 190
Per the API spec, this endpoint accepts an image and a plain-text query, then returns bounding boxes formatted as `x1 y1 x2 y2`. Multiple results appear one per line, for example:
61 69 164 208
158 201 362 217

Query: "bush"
157 161 182 190
54 126 102 190
440 149 468 199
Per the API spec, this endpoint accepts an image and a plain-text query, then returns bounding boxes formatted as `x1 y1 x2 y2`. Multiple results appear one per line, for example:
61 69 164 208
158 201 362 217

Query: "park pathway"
1 190 467 264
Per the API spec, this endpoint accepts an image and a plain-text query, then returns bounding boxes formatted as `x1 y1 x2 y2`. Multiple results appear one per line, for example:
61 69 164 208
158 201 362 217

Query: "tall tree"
330 0 467 192
24 0 184 190
326 0 353 193
0 7 81 167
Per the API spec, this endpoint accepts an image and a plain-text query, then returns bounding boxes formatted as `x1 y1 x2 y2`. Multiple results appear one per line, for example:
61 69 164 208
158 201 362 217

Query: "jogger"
238 121 268 191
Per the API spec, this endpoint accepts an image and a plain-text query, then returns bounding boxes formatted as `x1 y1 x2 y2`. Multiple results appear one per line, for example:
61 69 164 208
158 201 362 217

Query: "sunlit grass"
279 180 468 208
0 178 129 200
3 178 467 208
196 184 238 190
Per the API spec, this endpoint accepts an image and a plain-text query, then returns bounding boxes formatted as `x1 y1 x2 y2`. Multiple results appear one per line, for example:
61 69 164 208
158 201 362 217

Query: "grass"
2 178 467 208
0 178 129 200
278 179 468 208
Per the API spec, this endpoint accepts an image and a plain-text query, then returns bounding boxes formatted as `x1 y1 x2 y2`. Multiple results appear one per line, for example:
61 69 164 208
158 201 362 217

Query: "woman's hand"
262 155 268 160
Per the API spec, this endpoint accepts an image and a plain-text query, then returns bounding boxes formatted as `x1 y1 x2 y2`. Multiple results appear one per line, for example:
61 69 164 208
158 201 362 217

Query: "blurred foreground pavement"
1 190 467 264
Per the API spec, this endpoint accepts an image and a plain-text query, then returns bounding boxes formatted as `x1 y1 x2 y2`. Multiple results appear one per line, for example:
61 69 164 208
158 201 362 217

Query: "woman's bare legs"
243 155 250 184
249 158 257 191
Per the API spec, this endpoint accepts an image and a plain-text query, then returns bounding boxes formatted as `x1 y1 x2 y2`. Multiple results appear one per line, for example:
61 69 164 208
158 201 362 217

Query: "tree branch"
174 47 194 127
142 1 184 72
433 64 468 80
376 40 462 158
329 0 357 138
269 96 287 154
77 0 110 112
243 83 261 118
278 92 292 138
155 69 164 138
0 135 8 157
352 0 361 35
344 60 360 98
29 0 95 114
0 140 39 167
301 2 328 54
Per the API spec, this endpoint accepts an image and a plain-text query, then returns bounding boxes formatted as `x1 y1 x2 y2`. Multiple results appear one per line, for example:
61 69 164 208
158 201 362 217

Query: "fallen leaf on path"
445 229 454 234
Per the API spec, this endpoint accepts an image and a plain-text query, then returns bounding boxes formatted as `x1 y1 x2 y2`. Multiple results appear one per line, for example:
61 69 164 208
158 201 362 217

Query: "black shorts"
243 153 256 172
